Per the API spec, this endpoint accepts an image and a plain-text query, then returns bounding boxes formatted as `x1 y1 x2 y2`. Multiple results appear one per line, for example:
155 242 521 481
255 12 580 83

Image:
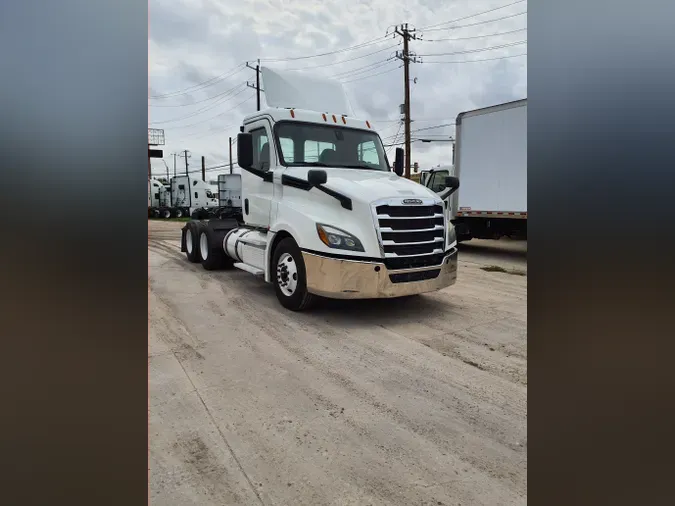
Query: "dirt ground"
148 220 527 506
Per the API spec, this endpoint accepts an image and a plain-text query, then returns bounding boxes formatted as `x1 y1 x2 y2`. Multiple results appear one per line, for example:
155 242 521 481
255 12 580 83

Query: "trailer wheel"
272 238 315 311
199 227 232 271
184 221 203 263
174 208 183 219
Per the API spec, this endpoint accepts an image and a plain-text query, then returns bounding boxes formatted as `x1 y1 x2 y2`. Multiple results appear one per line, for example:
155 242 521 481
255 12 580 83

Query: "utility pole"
178 150 191 176
229 137 234 174
246 60 264 111
173 153 177 177
201 156 206 181
394 24 420 179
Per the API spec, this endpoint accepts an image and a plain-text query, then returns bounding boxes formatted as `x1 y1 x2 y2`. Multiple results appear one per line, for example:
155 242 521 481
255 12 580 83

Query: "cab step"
233 263 265 277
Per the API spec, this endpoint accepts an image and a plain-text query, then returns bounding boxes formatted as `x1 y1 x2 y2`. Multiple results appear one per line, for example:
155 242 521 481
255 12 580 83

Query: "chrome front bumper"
302 249 458 299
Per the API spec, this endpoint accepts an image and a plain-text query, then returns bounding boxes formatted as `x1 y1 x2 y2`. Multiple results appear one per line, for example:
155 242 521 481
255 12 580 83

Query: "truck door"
243 121 274 227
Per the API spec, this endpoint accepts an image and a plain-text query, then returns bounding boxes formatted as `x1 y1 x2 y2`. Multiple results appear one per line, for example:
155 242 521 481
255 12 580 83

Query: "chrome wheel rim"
200 232 209 259
186 231 193 253
277 253 298 296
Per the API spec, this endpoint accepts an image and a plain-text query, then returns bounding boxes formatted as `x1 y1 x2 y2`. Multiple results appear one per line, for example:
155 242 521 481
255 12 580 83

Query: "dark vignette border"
529 1 675 504
0 1 148 504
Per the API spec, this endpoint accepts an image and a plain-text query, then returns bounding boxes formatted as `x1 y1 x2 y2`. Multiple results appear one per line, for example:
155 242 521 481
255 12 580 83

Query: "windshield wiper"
336 164 377 170
288 162 329 167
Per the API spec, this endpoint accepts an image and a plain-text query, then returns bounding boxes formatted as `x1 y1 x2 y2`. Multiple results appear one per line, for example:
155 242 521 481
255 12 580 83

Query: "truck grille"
373 201 446 270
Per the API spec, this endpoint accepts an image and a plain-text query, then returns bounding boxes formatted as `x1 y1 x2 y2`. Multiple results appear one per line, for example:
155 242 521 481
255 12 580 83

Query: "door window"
428 171 450 193
251 128 271 171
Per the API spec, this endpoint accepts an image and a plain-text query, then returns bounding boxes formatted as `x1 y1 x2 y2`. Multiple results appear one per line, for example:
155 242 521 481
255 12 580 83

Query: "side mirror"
237 133 254 169
393 147 404 176
438 176 460 200
307 169 327 186
445 176 460 192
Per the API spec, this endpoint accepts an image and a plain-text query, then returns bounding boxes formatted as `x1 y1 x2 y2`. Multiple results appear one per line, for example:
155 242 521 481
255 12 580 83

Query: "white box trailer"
453 99 526 240
423 99 526 241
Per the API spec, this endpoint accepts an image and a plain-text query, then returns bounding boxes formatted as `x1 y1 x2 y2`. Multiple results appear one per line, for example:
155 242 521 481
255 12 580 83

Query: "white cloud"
149 0 527 180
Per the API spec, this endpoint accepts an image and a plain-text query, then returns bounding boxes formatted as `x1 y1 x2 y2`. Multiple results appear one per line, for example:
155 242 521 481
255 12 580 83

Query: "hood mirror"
308 169 328 186
393 147 404 176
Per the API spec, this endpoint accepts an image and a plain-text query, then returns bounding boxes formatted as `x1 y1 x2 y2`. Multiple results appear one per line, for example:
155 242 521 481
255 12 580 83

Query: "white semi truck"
148 175 219 218
180 67 460 311
422 99 527 242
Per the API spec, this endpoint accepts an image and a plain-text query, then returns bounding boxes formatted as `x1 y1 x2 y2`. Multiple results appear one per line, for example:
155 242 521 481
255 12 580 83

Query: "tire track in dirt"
221 292 527 496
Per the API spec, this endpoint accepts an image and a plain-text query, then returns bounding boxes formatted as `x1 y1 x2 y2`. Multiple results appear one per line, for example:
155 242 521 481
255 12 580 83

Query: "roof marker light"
322 113 327 121
332 114 337 123
366 120 371 129
290 109 295 118
342 116 346 124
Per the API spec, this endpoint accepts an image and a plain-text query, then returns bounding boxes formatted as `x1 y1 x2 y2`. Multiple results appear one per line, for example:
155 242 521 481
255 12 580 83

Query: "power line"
150 64 246 99
423 11 527 33
413 123 455 133
166 94 255 131
178 121 240 141
259 35 389 62
341 62 402 83
283 44 399 72
417 40 526 57
331 58 394 79
421 0 527 31
422 27 526 42
385 122 403 156
150 86 249 126
423 52 527 64
149 81 246 108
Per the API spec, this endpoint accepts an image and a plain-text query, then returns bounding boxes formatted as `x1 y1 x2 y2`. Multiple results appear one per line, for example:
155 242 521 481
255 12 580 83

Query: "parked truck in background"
180 67 460 311
421 99 526 242
148 175 219 218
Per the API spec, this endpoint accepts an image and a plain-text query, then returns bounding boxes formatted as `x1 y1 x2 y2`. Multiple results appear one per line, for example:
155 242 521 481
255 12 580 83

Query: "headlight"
316 223 364 252
447 224 457 249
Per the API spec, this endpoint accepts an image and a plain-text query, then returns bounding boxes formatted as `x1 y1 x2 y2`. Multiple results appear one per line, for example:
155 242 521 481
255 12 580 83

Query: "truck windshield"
275 121 389 171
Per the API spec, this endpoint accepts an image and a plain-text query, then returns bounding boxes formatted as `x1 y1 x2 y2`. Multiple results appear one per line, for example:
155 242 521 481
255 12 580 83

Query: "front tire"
272 238 315 311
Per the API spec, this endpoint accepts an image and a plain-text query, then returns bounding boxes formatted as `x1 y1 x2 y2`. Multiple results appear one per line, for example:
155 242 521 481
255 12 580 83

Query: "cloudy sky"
149 0 527 183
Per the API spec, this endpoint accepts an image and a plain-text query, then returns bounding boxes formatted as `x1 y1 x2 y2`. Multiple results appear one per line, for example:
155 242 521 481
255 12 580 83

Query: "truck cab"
181 67 461 311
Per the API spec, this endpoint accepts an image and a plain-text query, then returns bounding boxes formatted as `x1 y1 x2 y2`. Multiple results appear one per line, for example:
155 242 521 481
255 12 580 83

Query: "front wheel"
272 238 315 311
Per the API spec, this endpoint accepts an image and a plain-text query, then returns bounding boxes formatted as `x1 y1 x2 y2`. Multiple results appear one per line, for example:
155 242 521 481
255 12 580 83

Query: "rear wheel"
199 228 232 271
184 221 203 263
272 238 315 311
161 208 171 219
174 208 183 218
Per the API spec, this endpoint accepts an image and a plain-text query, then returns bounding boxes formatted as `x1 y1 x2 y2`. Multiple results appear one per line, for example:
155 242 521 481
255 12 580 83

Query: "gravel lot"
149 219 527 506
